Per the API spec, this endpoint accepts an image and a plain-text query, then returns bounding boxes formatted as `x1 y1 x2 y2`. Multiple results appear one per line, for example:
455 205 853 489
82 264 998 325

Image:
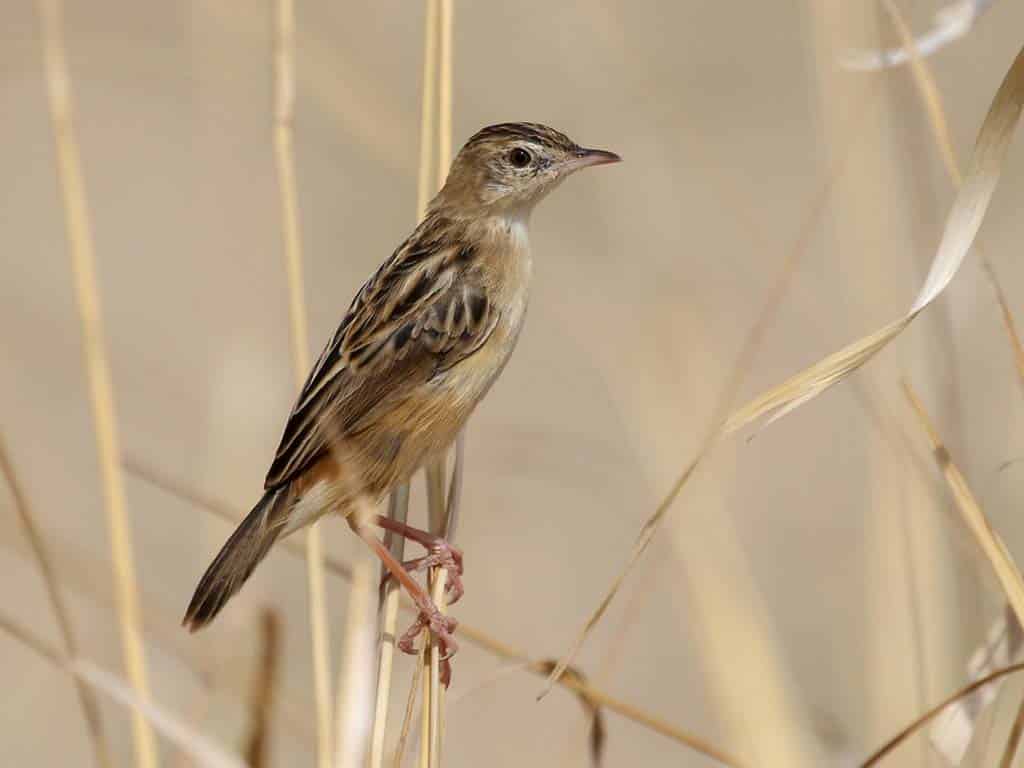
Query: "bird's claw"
397 604 459 687
381 539 464 604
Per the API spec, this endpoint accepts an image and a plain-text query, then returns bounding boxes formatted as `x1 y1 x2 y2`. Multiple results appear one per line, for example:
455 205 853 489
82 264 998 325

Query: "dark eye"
509 147 532 168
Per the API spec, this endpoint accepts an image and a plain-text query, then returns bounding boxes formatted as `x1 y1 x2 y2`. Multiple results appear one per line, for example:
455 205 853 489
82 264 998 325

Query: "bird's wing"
263 217 499 489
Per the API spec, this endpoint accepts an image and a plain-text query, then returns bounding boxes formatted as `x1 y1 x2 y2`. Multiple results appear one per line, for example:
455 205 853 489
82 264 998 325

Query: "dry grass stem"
334 556 377 768
420 3 455 765
859 662 1024 766
725 43 1024 433
903 380 1024 761
415 0 440 223
547 16 1024 729
392 657 423 768
436 0 453 190
902 380 1024 628
875 8 1024 760
35 2 159 765
539 86 874 699
538 452 705 699
124 458 736 763
0 434 111 767
373 2 443 764
76 659 248 768
931 607 1023 762
0 614 245 768
999 693 1024 768
842 0 995 71
984 262 1024 393
879 0 961 184
242 610 281 768
370 485 410 768
272 1 334 764
536 662 606 767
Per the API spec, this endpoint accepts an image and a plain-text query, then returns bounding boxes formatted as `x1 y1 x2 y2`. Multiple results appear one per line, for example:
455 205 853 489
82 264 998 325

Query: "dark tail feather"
183 487 290 631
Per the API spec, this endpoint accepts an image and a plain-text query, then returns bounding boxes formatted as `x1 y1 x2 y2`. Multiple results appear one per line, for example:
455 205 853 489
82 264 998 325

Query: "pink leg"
348 517 458 686
372 515 464 604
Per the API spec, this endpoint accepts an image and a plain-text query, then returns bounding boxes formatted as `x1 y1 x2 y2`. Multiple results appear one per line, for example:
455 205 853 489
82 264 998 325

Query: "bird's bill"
563 147 622 172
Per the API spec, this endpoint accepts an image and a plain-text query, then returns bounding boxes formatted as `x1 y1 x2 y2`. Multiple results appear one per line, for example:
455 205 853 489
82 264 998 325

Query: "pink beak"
564 147 622 172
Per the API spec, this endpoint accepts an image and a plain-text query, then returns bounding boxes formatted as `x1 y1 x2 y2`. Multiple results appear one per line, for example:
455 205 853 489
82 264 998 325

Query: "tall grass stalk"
902 381 1024 635
421 3 456 765
878 7 1024 760
35 2 158 765
272 1 335 764
370 2 440 765
334 553 377 768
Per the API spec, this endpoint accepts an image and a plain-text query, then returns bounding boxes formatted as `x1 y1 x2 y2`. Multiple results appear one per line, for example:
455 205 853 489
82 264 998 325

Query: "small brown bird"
184 122 619 677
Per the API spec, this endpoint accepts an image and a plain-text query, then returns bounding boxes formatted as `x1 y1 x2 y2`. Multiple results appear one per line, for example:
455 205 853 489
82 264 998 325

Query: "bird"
183 122 620 681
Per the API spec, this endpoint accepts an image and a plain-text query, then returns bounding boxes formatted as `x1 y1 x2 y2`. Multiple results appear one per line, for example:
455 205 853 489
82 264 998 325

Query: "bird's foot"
392 547 463 604
397 601 459 687
376 516 464 604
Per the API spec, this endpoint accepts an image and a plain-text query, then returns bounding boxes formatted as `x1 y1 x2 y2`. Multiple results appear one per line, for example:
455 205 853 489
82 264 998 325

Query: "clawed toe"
379 543 464 605
362 515 463 685
396 603 459 686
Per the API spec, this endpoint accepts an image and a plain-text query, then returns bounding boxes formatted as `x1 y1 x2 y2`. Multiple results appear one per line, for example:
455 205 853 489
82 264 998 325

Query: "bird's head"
434 122 620 216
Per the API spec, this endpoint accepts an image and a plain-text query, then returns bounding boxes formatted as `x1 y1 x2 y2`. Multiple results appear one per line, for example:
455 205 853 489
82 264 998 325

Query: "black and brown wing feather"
263 213 498 490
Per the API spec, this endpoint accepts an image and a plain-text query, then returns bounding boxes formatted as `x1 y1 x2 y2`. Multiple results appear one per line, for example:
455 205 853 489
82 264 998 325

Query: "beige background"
3 1 1024 766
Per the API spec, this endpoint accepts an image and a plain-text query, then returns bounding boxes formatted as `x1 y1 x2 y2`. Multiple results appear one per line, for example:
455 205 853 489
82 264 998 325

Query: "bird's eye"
509 148 532 168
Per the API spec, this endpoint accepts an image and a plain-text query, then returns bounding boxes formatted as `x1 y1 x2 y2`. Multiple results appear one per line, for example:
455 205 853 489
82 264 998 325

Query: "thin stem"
35 2 157 766
416 0 440 220
370 485 410 768
392 658 422 768
860 663 1024 766
242 610 281 768
272 0 334 764
334 558 377 768
421 2 454 765
999 693 1024 768
0 434 111 768
374 1 441 761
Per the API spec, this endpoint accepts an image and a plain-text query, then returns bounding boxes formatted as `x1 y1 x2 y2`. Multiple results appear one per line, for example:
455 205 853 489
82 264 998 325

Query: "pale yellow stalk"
421 4 455 765
334 555 377 768
370 3 441 766
34 2 158 766
272 1 334 765
903 381 1024 632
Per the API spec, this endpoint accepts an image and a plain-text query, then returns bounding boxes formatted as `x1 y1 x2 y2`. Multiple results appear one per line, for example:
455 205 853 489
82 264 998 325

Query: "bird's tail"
183 486 291 631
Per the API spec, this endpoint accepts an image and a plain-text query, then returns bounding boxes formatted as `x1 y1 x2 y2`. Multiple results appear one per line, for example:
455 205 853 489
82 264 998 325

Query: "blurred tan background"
4 1 1024 766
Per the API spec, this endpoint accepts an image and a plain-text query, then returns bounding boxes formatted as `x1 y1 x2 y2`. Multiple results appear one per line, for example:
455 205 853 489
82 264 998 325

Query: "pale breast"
442 215 532 407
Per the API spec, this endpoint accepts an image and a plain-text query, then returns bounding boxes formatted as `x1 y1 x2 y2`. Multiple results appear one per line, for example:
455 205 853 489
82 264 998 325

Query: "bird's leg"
371 515 464 604
348 517 458 686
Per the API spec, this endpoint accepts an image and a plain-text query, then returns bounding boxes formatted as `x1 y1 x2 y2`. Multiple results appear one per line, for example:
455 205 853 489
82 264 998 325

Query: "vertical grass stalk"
334 554 377 768
369 2 440 765
421 4 456 765
35 2 159 766
272 1 334 765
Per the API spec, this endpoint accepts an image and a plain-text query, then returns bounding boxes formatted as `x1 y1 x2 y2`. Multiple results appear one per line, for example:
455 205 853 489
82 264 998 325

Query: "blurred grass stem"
272 1 335 764
35 1 158 766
